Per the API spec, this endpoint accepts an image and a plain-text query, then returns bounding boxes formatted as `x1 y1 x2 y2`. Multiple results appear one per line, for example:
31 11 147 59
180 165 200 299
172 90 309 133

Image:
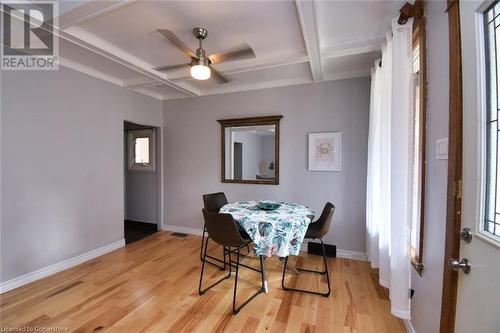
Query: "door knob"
449 258 471 274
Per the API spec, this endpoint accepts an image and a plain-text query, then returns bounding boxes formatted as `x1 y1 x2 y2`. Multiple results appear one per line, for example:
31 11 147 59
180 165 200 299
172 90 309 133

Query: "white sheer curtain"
366 18 413 319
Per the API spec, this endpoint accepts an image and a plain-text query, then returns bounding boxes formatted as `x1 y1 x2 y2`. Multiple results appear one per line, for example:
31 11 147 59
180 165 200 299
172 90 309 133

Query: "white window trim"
127 129 156 172
475 7 500 247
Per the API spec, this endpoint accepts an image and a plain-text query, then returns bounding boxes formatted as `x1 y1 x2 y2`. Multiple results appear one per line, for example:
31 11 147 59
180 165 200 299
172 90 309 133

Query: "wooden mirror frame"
218 115 282 185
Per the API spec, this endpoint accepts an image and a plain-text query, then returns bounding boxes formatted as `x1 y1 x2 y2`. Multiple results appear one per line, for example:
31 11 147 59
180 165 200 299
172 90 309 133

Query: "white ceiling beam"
295 0 322 81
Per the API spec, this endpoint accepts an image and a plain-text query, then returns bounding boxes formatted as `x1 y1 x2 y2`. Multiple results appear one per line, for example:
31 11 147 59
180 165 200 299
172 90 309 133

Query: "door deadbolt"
460 228 473 243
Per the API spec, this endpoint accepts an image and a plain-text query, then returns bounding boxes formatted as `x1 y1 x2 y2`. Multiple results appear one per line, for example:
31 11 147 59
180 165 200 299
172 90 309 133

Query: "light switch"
436 138 448 160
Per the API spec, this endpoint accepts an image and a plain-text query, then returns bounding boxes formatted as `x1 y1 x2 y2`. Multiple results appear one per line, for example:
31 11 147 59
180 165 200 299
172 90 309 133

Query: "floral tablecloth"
220 201 315 257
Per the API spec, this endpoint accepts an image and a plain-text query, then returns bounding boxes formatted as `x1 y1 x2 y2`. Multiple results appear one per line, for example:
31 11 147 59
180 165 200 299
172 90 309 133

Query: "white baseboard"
300 241 368 261
162 224 203 236
391 307 411 320
336 249 368 261
163 224 368 261
403 319 416 333
0 239 125 294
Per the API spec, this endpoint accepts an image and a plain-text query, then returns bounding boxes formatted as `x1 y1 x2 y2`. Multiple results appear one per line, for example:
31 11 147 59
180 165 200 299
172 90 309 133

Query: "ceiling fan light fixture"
191 64 211 80
191 58 211 80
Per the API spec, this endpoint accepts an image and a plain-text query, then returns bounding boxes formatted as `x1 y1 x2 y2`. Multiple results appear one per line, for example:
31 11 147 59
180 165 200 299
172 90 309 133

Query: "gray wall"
0 67 162 283
410 1 449 332
163 78 370 253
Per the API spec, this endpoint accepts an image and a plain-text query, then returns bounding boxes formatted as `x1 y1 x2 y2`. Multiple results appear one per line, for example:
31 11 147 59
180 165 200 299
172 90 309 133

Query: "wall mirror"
218 116 282 185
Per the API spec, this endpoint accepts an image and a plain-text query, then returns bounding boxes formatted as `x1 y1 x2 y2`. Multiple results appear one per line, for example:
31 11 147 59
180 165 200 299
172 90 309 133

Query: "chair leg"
200 226 206 262
232 247 266 315
281 238 331 297
199 237 231 295
200 225 226 271
321 240 331 296
232 247 240 314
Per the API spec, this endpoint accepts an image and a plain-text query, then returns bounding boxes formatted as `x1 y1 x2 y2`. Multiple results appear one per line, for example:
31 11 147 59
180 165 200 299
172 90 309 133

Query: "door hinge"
455 179 462 199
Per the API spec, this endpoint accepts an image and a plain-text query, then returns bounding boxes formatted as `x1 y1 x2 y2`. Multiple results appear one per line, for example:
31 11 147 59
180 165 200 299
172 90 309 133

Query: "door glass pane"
410 40 423 258
484 3 500 237
135 137 150 164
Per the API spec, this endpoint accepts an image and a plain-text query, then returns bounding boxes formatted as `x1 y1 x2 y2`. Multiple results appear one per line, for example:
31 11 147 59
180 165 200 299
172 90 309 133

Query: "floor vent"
171 232 188 238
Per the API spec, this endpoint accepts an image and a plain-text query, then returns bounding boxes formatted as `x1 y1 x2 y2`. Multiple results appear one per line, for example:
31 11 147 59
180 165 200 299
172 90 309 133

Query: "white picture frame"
308 132 342 171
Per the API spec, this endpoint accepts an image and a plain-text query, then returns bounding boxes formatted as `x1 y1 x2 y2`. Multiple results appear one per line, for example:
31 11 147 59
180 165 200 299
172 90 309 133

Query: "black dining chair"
199 209 266 314
281 202 335 297
201 192 229 270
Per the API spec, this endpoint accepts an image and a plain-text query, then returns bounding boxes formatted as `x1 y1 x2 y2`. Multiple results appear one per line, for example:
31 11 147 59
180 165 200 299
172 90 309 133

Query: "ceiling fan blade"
157 29 196 59
153 63 191 72
210 67 230 84
209 47 256 64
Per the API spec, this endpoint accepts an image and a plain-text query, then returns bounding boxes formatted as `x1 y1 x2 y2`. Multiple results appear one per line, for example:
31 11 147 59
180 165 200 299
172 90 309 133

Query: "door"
454 1 500 332
234 142 243 180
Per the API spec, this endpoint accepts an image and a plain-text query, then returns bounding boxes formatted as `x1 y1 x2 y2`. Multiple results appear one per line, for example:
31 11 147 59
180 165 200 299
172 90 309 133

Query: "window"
409 4 427 275
127 129 155 171
135 137 150 164
483 2 500 239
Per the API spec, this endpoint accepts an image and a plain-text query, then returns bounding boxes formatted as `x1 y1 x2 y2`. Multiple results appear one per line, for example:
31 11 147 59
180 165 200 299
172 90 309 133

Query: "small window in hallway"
127 129 155 171
483 1 500 239
135 137 150 164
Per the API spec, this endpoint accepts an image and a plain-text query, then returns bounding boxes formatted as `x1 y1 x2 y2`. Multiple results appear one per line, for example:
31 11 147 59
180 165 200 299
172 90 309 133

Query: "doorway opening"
233 142 243 180
124 121 160 244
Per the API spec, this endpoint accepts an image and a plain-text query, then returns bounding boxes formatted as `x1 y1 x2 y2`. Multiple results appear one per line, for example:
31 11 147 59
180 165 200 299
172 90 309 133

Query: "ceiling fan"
154 27 256 83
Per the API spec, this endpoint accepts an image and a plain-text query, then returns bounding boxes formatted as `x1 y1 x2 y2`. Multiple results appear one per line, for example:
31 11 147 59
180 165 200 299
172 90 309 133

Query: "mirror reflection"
224 125 276 181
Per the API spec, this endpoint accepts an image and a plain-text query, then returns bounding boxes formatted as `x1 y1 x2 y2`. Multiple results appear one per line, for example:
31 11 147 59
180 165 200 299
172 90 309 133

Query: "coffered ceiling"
50 1 403 100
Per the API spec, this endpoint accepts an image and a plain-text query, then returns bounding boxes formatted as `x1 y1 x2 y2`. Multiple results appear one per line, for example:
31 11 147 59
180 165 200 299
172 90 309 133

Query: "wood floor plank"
0 232 405 333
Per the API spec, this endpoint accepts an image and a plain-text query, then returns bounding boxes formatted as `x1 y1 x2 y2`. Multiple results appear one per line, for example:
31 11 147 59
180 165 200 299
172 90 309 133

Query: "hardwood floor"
0 232 405 332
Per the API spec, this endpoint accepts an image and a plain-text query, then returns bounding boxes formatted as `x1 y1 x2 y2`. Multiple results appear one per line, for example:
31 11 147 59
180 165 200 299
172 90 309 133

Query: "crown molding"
60 57 169 101
321 35 384 59
59 56 124 87
323 69 370 82
122 76 160 88
199 77 312 97
163 69 369 101
132 87 168 101
222 55 309 75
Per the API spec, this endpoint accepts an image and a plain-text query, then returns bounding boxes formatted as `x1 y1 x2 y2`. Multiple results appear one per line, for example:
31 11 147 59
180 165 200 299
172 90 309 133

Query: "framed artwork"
308 132 341 171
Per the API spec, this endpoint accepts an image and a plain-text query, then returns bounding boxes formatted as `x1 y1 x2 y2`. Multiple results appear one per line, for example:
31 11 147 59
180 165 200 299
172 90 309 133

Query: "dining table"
220 200 315 293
